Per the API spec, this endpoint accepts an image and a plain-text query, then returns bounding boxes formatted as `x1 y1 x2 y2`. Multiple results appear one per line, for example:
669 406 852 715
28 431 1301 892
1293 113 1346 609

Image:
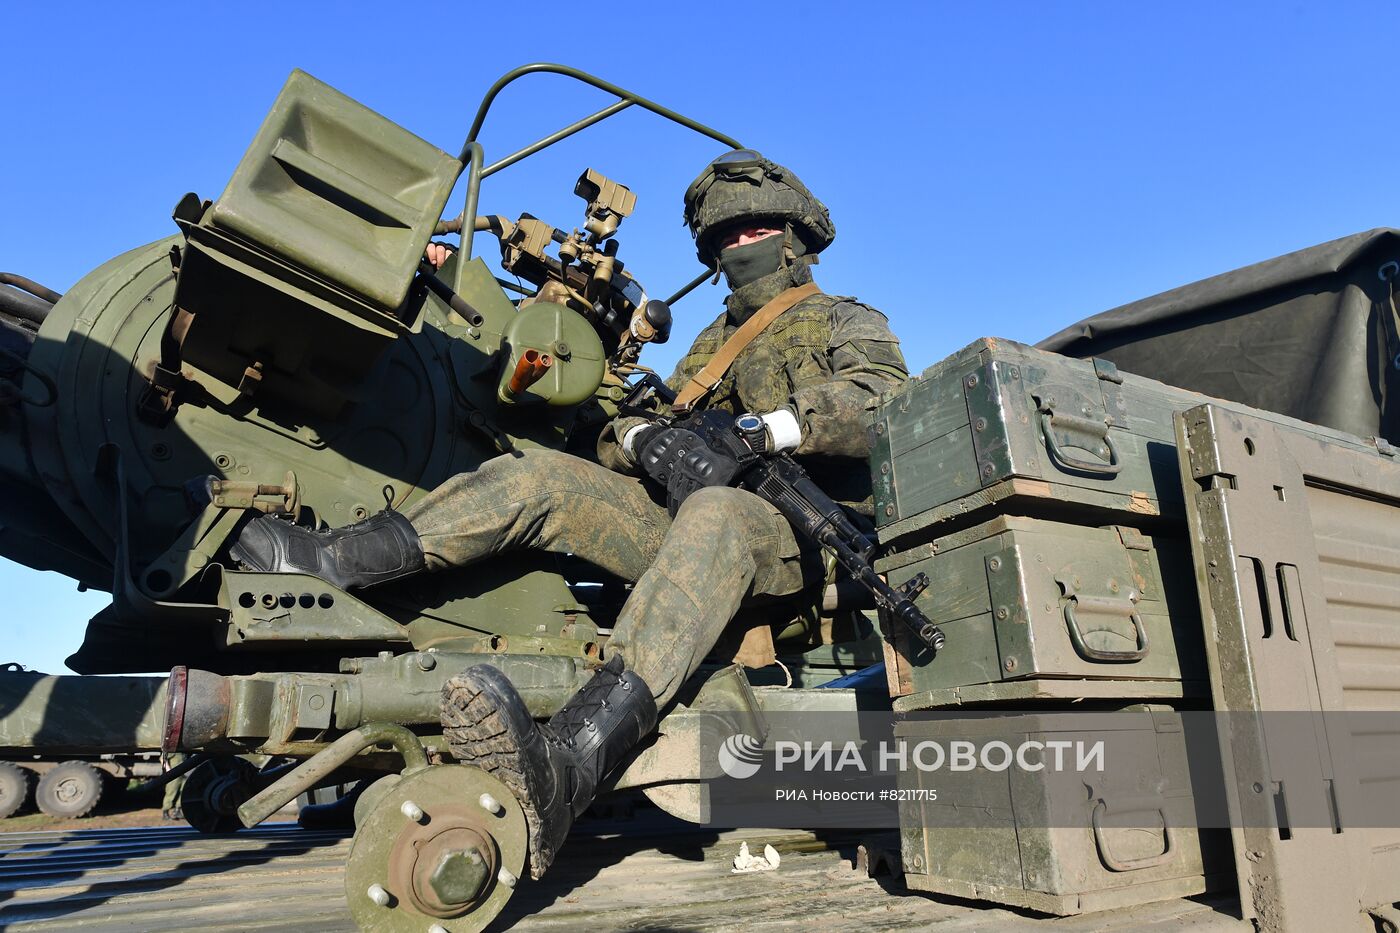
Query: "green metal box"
868 337 1380 547
895 708 1231 915
876 515 1206 709
169 70 464 415
209 69 460 313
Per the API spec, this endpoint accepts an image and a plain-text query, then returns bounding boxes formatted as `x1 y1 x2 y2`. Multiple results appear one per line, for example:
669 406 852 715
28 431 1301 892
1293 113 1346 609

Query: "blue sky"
3 2 1398 673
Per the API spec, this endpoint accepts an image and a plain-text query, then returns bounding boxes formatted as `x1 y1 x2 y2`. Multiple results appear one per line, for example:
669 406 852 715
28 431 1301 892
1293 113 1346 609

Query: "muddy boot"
440 655 657 879
229 510 424 590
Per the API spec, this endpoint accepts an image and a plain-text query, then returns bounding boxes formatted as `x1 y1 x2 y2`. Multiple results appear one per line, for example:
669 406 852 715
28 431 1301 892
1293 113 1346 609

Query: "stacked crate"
868 337 1268 912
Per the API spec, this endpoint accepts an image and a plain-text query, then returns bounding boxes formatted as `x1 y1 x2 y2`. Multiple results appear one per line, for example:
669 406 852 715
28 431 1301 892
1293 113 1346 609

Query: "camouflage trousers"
404 449 821 705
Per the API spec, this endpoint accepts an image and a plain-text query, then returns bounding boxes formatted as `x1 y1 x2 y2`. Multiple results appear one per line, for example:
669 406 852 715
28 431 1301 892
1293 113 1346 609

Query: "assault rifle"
621 373 945 651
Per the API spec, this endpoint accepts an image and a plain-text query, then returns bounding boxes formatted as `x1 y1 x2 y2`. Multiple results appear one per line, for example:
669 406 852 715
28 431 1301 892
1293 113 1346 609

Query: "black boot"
228 510 425 590
440 655 657 879
297 781 367 830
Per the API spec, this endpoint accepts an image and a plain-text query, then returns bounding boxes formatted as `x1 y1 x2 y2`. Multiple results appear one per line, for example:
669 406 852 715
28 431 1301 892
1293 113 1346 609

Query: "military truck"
0 667 176 821
0 751 161 821
1 64 1397 932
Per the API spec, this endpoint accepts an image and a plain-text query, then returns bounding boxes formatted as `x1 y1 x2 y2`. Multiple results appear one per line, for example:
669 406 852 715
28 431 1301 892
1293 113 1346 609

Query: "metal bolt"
964 373 979 388
974 417 987 432
400 800 426 823
880 462 890 474
1004 657 1018 672
478 792 503 816
497 867 518 889
874 422 885 435
1109 580 1120 593
416 652 437 671
429 848 489 906
995 607 1009 620
981 463 995 478
988 557 1002 572
367 883 391 907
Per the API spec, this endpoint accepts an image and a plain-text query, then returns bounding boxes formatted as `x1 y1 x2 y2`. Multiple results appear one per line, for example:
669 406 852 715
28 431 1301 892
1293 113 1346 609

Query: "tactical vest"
672 293 842 417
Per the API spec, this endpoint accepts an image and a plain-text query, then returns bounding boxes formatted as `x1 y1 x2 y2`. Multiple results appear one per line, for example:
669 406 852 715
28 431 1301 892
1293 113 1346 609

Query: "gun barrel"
505 348 554 397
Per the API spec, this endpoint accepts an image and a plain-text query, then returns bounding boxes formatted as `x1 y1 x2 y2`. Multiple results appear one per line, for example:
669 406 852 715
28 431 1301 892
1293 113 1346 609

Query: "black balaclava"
720 230 814 322
718 234 785 290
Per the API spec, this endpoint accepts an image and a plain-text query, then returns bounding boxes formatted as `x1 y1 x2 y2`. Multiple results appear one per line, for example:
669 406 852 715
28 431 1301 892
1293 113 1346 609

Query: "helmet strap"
782 225 818 268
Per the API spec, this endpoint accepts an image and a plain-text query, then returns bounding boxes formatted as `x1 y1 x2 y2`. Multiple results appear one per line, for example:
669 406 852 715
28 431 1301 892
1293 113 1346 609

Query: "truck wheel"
36 761 103 818
182 757 256 834
0 762 30 819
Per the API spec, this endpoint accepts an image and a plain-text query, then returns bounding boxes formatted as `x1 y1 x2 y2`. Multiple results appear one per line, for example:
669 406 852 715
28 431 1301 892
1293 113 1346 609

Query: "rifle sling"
670 282 821 414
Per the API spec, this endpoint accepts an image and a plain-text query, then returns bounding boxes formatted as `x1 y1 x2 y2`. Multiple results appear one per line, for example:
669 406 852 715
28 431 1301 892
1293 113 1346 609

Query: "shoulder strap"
671 282 821 414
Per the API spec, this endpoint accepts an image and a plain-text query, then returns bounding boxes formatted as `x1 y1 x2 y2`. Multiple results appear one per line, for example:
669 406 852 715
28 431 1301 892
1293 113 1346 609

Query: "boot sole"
440 668 551 879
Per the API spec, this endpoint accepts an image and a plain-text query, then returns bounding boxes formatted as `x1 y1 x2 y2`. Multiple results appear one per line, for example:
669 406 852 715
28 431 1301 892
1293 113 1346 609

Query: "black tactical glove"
635 418 743 516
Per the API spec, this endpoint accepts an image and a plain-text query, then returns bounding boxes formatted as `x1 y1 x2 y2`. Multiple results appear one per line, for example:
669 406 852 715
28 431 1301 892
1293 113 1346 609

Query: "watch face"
736 413 763 432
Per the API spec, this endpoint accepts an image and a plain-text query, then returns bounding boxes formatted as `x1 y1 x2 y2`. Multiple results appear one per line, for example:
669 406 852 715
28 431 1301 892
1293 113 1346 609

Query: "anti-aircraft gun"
0 65 883 929
8 63 1400 933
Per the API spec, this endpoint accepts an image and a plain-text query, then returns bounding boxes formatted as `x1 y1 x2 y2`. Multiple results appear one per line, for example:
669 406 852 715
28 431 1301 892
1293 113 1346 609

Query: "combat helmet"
682 149 835 267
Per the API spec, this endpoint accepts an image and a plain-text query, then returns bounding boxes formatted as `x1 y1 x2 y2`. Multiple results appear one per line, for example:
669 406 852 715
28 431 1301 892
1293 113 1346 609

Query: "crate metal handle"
1039 410 1122 476
1092 799 1176 872
1064 594 1149 662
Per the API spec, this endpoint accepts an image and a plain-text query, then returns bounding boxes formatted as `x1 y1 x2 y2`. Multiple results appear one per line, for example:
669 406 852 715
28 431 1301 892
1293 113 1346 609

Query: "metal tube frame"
448 62 742 296
664 267 716 307
236 722 429 828
482 99 634 179
452 142 484 296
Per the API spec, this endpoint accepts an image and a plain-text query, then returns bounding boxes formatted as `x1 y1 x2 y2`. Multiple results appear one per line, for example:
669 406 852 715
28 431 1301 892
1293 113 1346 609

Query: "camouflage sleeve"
787 300 909 459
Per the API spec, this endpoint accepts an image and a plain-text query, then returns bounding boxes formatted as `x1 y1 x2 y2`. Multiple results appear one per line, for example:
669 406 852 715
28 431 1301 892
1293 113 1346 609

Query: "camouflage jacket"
599 288 909 513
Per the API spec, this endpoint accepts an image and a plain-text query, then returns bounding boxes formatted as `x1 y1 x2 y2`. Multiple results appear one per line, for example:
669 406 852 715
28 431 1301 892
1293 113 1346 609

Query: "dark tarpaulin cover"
1037 229 1400 442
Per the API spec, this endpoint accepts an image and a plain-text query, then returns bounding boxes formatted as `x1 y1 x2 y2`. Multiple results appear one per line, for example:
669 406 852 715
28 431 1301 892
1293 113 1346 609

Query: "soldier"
229 149 908 879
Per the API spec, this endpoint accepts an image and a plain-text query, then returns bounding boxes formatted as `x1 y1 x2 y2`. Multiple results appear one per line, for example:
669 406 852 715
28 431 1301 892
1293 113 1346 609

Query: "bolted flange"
345 765 526 933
